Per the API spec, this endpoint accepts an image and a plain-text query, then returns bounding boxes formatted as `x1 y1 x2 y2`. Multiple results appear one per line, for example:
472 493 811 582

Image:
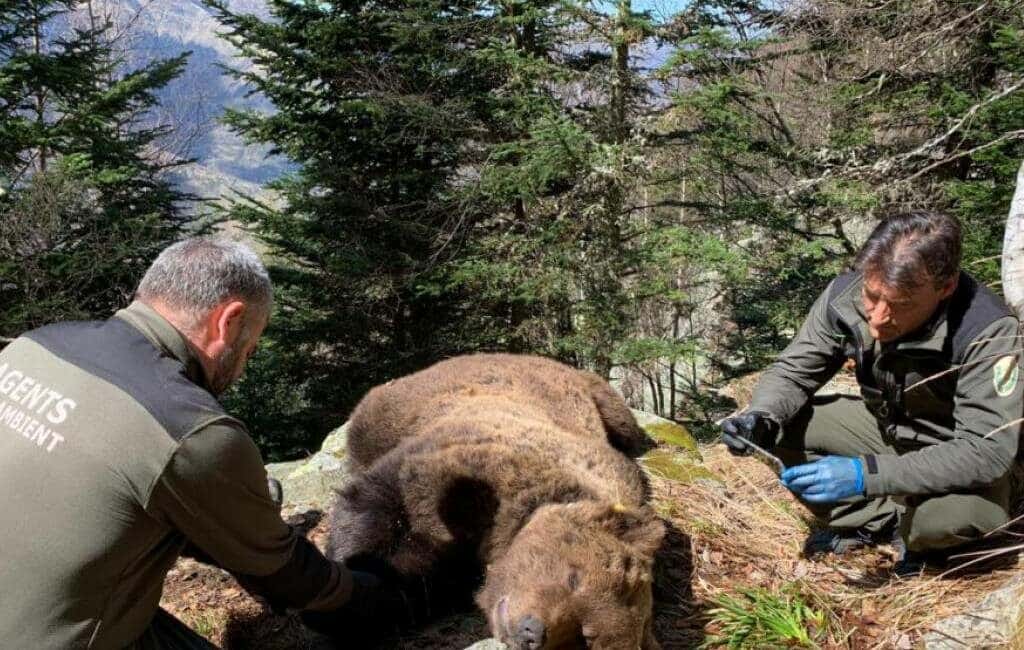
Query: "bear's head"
476 501 664 650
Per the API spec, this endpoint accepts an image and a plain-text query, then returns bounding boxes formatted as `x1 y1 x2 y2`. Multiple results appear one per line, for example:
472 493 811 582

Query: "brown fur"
327 353 664 650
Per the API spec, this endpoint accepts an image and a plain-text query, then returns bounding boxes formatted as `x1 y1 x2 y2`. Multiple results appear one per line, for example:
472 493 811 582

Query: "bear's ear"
439 476 500 541
602 505 665 558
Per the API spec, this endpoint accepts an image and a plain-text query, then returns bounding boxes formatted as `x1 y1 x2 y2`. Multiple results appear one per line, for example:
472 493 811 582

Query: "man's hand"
301 570 409 640
781 456 865 503
720 411 780 456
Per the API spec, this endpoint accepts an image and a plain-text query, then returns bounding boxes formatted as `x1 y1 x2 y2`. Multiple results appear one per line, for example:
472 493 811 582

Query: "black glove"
720 411 780 456
301 570 410 642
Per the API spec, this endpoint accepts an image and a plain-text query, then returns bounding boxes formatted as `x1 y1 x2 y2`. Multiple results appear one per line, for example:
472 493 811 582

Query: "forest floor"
650 446 1024 648
161 443 1024 649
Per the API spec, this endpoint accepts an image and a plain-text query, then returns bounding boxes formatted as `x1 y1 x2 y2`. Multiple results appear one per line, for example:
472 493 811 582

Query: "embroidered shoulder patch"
993 355 1019 397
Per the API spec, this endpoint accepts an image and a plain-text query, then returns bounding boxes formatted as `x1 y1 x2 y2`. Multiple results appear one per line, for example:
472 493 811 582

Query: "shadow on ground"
652 521 703 649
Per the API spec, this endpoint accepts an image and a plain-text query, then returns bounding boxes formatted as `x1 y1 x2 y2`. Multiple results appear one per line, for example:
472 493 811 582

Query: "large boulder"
264 408 708 518
266 422 350 516
631 409 719 485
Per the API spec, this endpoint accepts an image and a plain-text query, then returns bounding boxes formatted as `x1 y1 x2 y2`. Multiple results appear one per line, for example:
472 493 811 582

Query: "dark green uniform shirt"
749 271 1023 498
0 302 351 649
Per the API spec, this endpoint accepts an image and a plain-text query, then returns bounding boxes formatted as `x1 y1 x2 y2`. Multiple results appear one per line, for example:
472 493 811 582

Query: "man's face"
861 274 955 343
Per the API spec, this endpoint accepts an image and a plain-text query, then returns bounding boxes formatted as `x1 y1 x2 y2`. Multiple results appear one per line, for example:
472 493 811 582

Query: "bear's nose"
514 615 546 649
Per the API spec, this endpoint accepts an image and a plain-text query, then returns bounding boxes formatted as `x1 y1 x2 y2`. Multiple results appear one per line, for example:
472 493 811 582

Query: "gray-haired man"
0 237 380 648
721 212 1023 573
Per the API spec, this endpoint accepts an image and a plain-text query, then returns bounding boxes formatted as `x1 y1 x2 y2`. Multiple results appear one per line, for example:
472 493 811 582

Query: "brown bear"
326 353 664 650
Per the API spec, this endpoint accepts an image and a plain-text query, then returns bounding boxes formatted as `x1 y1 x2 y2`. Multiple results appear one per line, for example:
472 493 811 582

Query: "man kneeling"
0 237 386 648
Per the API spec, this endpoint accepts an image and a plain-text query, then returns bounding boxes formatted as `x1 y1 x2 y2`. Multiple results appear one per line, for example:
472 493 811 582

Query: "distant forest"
2 0 1022 460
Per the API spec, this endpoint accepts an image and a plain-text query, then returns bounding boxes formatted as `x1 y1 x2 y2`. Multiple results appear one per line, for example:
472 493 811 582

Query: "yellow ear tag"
612 502 628 513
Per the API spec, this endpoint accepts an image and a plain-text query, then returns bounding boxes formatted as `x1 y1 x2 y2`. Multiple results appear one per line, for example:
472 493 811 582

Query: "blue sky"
631 0 687 12
593 0 689 23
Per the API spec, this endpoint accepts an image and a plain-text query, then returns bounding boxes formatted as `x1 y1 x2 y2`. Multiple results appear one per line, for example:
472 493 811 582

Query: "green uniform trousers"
129 609 219 650
775 395 1012 552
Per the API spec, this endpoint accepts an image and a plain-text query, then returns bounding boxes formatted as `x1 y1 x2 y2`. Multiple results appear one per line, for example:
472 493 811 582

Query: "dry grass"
651 444 1024 649
1008 608 1024 650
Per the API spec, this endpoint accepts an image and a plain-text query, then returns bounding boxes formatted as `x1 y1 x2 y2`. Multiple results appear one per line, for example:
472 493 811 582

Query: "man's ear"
215 300 248 345
199 300 248 354
939 275 959 300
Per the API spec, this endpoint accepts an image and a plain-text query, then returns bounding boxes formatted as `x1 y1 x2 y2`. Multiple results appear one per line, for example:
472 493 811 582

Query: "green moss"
770 499 814 530
183 612 222 640
653 500 680 518
688 517 725 537
641 448 719 484
642 421 702 460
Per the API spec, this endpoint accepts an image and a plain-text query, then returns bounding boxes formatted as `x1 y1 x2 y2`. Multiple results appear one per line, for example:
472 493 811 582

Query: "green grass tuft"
702 583 828 649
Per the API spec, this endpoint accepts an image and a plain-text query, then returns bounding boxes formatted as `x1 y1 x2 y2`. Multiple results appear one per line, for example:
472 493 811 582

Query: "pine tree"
203 0 516 456
656 0 1024 377
438 0 660 375
0 0 191 337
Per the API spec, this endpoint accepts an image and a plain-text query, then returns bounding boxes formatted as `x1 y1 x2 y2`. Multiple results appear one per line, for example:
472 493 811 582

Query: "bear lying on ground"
327 353 665 650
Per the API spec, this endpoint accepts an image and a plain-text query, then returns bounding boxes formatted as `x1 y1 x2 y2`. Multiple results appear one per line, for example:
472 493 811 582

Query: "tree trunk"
1002 159 1024 320
32 6 47 173
610 0 631 145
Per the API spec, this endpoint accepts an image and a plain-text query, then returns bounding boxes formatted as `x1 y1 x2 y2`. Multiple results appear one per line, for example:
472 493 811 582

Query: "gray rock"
268 423 351 516
265 459 304 483
463 640 507 650
320 421 350 457
922 575 1024 649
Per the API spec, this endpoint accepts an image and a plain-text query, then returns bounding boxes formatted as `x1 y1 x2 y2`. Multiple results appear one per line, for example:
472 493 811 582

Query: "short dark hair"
854 211 962 291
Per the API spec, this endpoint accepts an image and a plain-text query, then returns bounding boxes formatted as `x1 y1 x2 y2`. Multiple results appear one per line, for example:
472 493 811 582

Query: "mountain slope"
116 0 287 206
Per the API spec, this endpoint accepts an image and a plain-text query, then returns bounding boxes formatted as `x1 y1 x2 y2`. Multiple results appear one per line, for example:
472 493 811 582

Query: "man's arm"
863 316 1023 496
747 281 848 426
146 423 352 611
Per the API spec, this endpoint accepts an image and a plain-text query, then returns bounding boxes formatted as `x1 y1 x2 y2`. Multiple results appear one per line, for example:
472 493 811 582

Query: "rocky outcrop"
265 423 350 517
923 575 1024 649
267 409 710 518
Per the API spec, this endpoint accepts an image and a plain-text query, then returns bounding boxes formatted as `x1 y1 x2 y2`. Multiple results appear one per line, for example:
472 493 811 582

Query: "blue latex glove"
780 456 865 503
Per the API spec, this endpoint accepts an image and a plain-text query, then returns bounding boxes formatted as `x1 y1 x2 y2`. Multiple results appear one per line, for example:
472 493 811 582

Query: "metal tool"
738 437 786 475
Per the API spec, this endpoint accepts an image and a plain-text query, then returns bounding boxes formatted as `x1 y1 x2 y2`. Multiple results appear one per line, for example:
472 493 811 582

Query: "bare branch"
878 77 1024 173
905 130 1024 181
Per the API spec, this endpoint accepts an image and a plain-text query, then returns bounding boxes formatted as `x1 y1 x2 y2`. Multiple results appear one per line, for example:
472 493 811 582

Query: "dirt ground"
161 444 1024 649
162 508 490 650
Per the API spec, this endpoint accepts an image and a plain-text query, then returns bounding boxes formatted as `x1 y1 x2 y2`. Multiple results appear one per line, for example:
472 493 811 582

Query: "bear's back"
346 354 613 471
329 364 650 575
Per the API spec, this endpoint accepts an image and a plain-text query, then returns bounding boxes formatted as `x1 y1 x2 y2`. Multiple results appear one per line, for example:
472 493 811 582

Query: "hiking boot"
892 551 927 577
803 525 894 557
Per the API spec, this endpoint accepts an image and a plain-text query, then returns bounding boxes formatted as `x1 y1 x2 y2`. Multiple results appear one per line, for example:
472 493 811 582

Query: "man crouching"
721 212 1022 575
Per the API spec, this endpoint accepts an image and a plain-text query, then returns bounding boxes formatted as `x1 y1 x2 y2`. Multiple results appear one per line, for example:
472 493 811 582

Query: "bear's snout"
514 614 547 649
